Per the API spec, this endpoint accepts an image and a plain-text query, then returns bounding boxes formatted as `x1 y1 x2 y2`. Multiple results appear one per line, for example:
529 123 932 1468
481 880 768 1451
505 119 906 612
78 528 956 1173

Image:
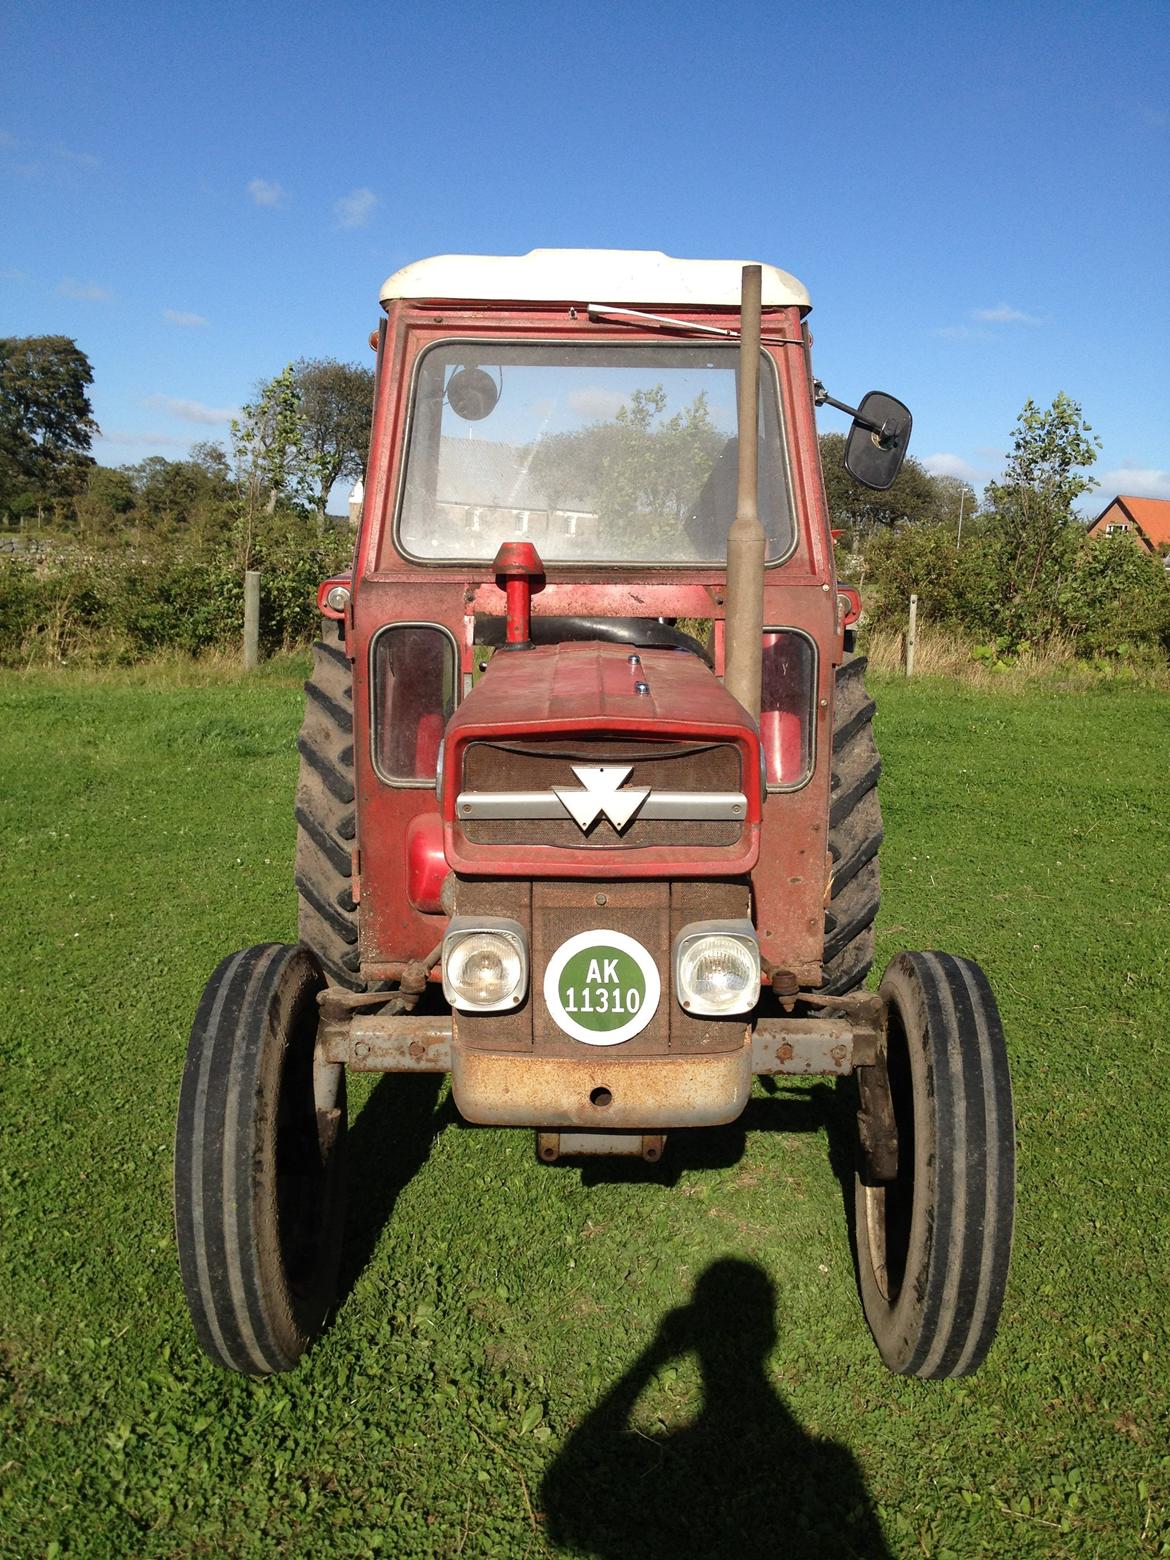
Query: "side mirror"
844 392 912 491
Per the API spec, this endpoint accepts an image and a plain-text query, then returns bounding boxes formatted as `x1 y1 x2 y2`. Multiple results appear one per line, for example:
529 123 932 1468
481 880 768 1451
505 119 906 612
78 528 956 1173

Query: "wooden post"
244 569 260 670
906 593 918 677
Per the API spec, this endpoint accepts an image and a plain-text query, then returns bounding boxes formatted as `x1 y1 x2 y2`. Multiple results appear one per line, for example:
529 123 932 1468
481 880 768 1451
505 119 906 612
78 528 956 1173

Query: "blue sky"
3 0 1167 514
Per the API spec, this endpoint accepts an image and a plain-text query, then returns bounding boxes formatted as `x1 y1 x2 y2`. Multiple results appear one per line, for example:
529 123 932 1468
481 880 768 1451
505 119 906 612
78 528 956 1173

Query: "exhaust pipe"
723 264 765 720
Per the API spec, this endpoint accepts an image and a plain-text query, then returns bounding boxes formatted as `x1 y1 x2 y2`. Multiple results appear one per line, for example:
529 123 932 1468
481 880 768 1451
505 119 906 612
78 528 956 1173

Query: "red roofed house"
1088 495 1170 555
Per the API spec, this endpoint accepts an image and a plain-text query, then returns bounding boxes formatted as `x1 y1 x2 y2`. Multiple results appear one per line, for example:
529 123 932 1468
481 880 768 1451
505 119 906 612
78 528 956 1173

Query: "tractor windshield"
396 340 794 565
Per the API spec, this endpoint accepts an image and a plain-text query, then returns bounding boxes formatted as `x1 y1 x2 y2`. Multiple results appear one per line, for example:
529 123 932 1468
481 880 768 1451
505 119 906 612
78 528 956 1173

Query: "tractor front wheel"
174 943 347 1374
854 950 1015 1378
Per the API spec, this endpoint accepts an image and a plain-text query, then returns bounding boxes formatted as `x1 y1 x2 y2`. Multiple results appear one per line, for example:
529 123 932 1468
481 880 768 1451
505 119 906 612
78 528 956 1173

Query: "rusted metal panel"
797 988 885 1067
318 1013 452 1072
856 1050 898 1182
537 1131 666 1162
752 1018 854 1075
450 1039 752 1128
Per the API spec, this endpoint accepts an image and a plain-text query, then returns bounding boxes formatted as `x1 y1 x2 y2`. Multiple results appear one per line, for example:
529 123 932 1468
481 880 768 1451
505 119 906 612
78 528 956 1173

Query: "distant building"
1088 495 1170 556
432 438 597 549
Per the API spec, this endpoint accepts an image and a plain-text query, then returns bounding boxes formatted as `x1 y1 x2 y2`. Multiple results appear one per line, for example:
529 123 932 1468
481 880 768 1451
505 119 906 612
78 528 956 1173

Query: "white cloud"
163 308 209 327
247 178 285 207
921 453 980 482
145 395 238 425
97 430 190 449
56 145 100 171
1 131 99 173
933 324 984 341
1097 466 1170 502
334 186 377 228
58 277 111 302
971 303 1041 325
567 387 628 421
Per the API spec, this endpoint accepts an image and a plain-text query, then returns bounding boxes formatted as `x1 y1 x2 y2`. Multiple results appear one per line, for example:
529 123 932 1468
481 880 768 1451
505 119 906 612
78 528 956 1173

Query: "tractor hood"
440 640 763 879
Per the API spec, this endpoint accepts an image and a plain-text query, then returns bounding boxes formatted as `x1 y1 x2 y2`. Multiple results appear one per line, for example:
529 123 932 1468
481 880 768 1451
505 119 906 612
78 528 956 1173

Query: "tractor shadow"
541 1256 892 1560
331 1073 864 1335
332 1070 455 1315
570 1077 860 1211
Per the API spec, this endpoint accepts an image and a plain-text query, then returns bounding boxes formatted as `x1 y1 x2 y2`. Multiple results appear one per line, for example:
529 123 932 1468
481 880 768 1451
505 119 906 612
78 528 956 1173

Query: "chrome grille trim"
456 790 747 821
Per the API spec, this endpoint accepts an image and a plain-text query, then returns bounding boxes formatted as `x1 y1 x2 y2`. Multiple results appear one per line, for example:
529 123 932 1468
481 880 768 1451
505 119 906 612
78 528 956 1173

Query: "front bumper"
450 1036 753 1128
316 996 881 1129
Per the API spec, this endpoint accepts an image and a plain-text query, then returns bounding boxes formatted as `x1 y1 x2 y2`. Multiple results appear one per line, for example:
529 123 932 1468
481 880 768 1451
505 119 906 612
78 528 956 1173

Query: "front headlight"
674 921 760 1015
442 918 527 1011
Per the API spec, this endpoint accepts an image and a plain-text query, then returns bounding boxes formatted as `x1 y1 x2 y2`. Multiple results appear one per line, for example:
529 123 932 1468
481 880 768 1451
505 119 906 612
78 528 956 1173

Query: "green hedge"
855 523 1170 659
0 533 353 666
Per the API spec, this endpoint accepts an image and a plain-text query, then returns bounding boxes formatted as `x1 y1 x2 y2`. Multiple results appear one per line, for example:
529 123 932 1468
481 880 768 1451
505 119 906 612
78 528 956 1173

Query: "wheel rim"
275 997 338 1301
862 999 916 1305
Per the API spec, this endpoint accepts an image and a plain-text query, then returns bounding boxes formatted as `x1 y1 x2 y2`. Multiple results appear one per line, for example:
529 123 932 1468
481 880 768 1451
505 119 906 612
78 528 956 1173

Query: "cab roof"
379 248 811 312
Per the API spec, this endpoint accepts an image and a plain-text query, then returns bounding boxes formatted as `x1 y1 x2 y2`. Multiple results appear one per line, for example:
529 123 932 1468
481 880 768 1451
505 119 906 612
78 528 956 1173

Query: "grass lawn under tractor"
0 659 1167 1558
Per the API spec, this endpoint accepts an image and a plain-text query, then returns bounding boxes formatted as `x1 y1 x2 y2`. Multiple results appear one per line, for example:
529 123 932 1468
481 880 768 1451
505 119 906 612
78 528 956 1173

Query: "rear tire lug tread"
295 638 363 989
824 658 882 994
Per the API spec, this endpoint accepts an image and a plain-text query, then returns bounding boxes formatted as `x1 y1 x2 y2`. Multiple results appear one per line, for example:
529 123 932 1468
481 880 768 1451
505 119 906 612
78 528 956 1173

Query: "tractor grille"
459 738 743 850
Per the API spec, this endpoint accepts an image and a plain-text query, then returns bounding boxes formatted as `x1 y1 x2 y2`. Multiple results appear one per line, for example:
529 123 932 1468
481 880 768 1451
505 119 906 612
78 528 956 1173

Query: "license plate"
543 930 661 1046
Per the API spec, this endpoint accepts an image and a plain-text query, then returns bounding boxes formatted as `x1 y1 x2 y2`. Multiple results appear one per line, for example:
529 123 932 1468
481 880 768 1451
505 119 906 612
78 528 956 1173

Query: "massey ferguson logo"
552 765 649 833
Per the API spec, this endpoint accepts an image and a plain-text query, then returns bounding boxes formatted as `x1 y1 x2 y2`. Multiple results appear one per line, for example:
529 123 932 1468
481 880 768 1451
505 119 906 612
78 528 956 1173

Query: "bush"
0 520 353 667
855 522 1170 663
1057 536 1170 657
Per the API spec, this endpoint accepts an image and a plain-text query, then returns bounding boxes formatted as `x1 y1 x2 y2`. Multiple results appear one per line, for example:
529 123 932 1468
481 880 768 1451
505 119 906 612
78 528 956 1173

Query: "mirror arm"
813 380 898 445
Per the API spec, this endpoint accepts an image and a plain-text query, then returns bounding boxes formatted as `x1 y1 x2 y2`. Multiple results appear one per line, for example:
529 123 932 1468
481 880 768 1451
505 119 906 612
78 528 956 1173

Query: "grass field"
1 659 1168 1558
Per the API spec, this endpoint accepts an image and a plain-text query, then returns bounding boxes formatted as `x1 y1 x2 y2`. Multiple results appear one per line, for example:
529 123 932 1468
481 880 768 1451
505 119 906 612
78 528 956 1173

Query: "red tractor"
174 251 1014 1381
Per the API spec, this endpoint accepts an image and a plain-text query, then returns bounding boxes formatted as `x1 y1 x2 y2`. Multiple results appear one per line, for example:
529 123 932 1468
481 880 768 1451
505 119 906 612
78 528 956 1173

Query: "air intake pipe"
722 264 765 720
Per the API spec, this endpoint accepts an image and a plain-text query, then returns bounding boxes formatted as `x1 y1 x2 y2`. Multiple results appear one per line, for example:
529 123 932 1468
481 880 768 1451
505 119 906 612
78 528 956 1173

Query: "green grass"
1 663 1168 1558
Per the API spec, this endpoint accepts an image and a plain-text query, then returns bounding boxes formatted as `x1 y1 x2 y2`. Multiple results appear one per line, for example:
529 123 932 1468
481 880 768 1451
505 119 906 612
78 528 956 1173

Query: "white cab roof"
380 249 811 311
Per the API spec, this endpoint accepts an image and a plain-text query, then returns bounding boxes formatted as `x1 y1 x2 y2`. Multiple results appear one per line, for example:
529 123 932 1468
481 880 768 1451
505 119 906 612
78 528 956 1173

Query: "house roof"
380 249 811 312
1094 495 1170 548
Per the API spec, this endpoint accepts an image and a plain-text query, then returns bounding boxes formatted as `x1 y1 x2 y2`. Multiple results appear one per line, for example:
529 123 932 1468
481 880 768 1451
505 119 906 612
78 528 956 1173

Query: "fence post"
244 569 260 670
906 593 918 677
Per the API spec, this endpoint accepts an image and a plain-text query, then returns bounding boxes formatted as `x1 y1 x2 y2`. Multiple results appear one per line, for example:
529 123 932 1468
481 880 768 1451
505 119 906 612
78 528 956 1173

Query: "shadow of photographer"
541 1257 890 1560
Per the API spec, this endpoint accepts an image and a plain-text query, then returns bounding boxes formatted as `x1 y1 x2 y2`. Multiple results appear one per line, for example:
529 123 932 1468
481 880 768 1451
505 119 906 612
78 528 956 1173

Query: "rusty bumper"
451 1038 754 1129
316 992 884 1129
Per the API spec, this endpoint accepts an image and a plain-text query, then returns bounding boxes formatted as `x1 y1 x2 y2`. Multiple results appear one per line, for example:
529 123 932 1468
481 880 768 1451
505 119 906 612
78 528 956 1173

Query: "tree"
72 465 135 542
0 336 98 521
527 386 725 552
983 393 1101 638
292 358 375 522
818 433 943 541
188 439 232 487
230 366 317 564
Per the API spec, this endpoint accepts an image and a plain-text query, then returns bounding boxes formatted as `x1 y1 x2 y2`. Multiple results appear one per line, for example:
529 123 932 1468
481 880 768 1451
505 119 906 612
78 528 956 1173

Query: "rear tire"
295 630 362 990
854 950 1015 1378
174 943 347 1374
824 655 882 993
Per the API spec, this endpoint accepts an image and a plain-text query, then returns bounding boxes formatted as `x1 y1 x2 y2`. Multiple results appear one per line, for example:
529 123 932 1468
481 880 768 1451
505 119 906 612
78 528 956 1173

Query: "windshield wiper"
586 303 803 346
